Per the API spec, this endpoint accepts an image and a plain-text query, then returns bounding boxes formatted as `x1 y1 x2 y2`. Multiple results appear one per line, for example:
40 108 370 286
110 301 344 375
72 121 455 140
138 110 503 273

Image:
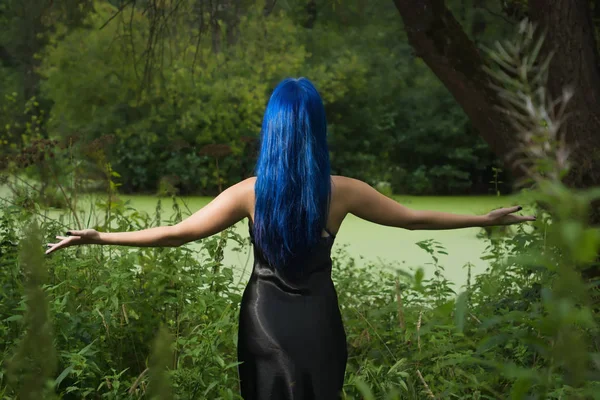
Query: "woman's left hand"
45 229 101 255
486 206 536 226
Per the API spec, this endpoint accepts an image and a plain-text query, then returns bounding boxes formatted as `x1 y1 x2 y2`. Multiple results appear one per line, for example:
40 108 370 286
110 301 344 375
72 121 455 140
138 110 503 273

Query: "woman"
45 77 535 399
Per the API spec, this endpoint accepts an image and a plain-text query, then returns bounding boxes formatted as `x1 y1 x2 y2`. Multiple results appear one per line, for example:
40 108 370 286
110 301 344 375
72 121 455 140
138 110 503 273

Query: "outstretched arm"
343 177 535 230
45 178 252 254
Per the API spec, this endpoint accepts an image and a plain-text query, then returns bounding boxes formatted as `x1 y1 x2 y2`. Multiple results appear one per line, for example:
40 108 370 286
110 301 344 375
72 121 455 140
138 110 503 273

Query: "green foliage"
38 2 309 194
0 0 510 196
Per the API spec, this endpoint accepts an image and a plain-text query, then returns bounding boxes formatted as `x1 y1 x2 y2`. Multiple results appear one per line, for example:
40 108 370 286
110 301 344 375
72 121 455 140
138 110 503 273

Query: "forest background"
0 0 516 199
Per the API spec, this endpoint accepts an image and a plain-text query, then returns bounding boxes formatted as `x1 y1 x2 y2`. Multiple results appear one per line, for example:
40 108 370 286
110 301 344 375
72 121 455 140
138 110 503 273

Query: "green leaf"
92 285 108 294
77 340 97 356
224 361 241 370
203 381 218 396
54 366 73 388
214 355 225 368
388 358 407 374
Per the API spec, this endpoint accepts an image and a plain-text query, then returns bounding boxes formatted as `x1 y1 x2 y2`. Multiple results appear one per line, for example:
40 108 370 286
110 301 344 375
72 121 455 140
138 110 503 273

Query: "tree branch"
99 0 137 30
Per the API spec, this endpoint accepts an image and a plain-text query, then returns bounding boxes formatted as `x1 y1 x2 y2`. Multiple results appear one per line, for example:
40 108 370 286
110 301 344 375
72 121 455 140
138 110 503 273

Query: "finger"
45 240 71 255
56 236 69 240
513 215 536 223
46 245 62 255
507 205 522 214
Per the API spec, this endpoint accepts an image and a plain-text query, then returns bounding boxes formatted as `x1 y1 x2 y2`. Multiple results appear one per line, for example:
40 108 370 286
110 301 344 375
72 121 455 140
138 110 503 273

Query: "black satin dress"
237 220 348 400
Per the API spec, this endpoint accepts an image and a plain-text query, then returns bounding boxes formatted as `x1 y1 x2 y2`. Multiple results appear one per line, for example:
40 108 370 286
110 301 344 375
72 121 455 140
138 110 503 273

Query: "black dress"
237 220 348 400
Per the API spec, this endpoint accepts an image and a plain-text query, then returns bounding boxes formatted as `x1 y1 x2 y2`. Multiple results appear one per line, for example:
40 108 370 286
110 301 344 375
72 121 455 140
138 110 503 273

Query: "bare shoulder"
238 176 257 190
227 176 256 195
330 175 370 206
331 175 361 189
330 175 367 215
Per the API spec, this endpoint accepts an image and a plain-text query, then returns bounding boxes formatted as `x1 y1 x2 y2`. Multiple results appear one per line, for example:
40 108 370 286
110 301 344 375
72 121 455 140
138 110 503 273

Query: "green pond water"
1 183 529 291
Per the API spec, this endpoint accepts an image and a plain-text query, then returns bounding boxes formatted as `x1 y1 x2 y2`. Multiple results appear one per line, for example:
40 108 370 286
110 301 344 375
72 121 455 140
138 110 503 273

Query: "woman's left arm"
45 178 252 255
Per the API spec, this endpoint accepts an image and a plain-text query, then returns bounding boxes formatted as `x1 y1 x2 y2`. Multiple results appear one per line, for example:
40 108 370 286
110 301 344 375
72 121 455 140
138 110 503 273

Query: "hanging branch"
99 0 137 30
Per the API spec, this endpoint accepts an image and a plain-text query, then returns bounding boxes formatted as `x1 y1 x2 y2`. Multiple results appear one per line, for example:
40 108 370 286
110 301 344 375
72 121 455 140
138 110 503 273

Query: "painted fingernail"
66 231 72 236
517 206 522 211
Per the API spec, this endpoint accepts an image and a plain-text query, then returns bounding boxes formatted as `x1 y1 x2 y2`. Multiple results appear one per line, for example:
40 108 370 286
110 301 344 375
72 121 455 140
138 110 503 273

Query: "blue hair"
253 77 332 270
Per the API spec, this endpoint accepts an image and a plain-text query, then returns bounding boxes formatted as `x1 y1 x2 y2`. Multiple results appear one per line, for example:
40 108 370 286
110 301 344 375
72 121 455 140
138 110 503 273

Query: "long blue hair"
253 77 332 270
